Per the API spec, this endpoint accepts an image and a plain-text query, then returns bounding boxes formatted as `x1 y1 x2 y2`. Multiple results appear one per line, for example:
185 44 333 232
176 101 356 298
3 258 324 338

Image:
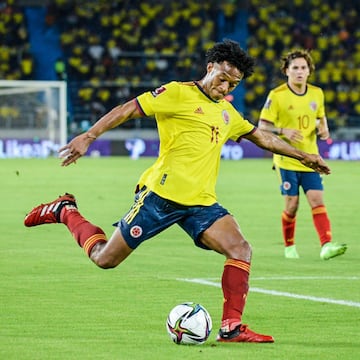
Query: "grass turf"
1 157 359 360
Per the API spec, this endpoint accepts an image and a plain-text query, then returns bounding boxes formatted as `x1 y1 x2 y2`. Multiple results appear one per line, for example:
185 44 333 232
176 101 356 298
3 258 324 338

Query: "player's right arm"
244 128 330 174
59 99 142 166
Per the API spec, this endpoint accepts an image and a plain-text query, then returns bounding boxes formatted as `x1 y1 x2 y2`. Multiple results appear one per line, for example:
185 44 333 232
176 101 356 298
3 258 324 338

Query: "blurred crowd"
51 0 218 128
244 0 360 130
0 0 359 132
0 1 34 79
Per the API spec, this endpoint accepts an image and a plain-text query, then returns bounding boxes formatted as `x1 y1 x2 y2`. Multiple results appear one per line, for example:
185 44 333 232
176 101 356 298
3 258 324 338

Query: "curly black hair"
205 39 255 79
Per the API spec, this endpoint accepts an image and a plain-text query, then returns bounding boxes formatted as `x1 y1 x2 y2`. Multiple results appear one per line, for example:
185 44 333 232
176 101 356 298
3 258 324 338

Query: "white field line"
204 276 359 281
177 278 360 308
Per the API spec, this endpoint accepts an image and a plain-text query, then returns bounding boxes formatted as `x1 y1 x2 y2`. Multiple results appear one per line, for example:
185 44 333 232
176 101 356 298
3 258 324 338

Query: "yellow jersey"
136 81 255 205
259 83 325 171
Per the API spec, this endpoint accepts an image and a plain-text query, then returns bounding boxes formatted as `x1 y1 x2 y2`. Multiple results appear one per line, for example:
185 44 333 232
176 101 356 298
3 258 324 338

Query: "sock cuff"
312 205 326 215
224 259 250 273
282 211 296 222
83 234 107 256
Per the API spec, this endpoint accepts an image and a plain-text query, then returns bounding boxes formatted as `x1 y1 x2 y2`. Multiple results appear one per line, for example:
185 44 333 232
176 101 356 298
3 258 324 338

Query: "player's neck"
287 82 307 95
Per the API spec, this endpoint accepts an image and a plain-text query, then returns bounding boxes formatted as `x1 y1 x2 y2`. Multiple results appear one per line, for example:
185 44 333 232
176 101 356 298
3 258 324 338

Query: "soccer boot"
284 244 300 259
320 242 347 260
216 324 274 343
24 193 77 227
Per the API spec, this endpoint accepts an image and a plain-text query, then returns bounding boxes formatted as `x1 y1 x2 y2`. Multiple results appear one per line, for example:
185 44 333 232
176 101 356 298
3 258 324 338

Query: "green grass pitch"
1 157 359 360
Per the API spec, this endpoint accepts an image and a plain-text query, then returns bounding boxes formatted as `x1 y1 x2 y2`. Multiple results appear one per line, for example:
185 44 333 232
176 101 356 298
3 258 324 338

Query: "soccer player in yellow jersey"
259 49 347 260
25 41 331 343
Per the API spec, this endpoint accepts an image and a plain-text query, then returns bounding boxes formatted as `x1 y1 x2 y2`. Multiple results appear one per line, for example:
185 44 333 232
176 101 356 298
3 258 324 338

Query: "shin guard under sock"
221 259 250 331
61 208 107 256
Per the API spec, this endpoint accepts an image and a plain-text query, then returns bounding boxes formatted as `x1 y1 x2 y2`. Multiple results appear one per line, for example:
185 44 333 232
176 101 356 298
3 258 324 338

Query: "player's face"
202 61 243 101
286 57 310 86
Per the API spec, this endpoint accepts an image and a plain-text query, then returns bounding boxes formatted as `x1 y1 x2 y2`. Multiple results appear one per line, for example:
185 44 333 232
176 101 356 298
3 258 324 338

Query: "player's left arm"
317 115 330 140
244 128 331 174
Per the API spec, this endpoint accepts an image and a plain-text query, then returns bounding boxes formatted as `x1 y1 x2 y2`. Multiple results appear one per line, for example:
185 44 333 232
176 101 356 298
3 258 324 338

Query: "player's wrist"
85 131 97 141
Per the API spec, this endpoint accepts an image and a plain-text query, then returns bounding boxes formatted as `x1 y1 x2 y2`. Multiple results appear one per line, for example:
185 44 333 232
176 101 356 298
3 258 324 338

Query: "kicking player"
25 40 331 343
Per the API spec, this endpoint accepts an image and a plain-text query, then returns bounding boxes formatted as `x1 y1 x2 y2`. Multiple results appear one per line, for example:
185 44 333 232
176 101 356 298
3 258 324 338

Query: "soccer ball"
166 302 212 345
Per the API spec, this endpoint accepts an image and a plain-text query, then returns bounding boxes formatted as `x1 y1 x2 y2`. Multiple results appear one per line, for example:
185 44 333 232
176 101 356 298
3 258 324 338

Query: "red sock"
282 211 296 247
312 205 332 246
221 259 250 332
60 207 107 256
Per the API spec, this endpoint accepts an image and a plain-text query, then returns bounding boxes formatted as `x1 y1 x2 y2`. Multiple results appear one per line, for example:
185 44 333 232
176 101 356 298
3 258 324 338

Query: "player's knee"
92 253 120 269
95 258 118 269
226 237 252 260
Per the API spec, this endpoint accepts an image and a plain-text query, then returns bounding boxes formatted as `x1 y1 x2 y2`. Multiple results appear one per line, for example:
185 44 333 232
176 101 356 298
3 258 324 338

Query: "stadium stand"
1 0 359 138
244 0 360 138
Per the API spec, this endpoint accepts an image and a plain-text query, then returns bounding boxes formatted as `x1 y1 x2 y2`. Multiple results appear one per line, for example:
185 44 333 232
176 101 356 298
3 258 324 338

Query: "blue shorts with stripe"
113 186 230 250
277 168 323 196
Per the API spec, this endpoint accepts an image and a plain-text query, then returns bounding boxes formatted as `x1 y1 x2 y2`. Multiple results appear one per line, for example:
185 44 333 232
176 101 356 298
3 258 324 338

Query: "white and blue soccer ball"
166 302 212 345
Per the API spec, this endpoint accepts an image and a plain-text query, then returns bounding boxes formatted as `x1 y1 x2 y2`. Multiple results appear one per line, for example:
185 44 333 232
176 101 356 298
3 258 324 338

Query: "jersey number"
297 115 310 129
211 126 219 143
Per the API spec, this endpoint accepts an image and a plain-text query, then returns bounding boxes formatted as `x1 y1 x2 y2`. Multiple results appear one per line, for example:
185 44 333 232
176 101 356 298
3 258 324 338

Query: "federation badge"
130 225 143 238
222 110 230 124
310 101 317 111
283 181 291 191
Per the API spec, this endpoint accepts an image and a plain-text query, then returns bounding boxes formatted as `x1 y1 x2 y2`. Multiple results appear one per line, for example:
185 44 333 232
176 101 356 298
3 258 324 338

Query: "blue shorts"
278 168 323 196
114 187 230 250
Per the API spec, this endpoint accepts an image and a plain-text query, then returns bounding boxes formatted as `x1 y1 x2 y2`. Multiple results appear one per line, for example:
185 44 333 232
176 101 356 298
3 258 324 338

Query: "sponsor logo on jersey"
194 107 204 114
151 86 166 97
222 110 230 124
264 98 272 109
130 225 143 238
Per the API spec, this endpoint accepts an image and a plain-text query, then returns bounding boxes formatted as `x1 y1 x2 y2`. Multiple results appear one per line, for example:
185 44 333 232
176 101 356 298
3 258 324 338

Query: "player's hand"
300 154 331 175
58 133 92 166
282 128 303 143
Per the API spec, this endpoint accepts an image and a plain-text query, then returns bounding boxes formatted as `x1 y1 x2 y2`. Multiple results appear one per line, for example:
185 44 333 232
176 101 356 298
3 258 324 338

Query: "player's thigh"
305 189 324 208
97 227 133 267
277 167 300 196
200 214 251 261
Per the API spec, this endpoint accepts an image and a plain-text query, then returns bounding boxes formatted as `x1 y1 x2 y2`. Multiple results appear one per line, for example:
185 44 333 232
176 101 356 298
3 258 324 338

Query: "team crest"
222 110 230 125
283 181 291 191
151 86 166 97
130 225 143 238
310 101 317 111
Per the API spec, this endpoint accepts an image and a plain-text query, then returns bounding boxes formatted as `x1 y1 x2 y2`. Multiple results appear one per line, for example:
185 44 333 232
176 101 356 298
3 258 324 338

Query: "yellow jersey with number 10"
259 83 325 172
135 81 255 206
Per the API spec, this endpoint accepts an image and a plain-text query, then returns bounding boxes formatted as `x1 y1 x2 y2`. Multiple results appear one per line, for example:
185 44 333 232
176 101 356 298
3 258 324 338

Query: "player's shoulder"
164 81 196 92
179 81 197 87
272 83 288 94
307 83 323 92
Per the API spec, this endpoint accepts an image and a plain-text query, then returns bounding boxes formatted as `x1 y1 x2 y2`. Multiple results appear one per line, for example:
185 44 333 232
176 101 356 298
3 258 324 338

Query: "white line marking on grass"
250 276 360 281
178 278 360 308
205 276 359 281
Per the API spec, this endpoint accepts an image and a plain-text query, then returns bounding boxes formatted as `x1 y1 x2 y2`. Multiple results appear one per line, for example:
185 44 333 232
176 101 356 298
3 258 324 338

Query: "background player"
258 49 347 260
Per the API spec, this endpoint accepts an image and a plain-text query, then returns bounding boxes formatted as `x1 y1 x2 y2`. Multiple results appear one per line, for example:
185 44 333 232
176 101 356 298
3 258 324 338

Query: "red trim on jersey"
235 126 257 143
134 98 146 116
258 118 273 125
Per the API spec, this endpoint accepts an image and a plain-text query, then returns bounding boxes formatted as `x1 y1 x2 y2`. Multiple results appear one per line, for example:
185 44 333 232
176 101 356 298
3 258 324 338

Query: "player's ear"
206 62 214 72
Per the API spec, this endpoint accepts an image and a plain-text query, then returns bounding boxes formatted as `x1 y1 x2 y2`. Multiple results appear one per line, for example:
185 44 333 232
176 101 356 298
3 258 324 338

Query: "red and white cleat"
217 324 274 343
24 193 77 227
